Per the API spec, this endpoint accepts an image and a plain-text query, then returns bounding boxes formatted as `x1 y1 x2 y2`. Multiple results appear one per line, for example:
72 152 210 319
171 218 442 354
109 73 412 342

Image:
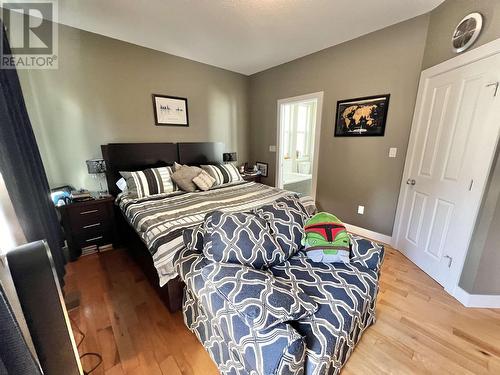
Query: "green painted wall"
422 0 500 68
248 15 430 235
18 23 249 192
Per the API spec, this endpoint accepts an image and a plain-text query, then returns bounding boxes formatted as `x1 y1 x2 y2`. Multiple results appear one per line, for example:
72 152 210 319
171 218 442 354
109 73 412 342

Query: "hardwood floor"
65 247 500 375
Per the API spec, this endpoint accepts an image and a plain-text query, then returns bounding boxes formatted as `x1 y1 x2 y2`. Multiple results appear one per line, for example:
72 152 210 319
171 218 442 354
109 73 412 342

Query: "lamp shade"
223 152 237 162
86 159 106 174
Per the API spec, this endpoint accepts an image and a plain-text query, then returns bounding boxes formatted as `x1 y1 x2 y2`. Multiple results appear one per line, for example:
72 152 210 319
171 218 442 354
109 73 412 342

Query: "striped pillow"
120 166 176 198
201 164 243 186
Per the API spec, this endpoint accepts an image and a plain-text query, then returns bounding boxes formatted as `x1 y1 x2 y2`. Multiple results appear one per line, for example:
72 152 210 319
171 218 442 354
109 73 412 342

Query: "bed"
101 142 315 312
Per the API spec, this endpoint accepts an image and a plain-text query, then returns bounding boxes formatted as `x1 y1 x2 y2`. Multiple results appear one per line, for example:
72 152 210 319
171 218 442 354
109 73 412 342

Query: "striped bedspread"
118 181 316 286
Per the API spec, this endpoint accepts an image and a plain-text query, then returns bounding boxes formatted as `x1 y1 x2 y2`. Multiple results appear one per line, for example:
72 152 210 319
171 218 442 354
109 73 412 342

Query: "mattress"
118 181 315 286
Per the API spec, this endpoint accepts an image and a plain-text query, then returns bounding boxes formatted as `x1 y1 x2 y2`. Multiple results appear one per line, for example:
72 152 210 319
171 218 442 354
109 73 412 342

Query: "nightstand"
58 196 117 260
241 173 262 183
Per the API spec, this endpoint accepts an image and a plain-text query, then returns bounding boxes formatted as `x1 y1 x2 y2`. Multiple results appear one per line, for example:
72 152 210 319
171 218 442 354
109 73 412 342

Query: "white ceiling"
54 0 444 75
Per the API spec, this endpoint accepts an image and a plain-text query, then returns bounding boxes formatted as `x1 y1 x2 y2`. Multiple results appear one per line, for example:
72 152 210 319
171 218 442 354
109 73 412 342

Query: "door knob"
406 178 416 186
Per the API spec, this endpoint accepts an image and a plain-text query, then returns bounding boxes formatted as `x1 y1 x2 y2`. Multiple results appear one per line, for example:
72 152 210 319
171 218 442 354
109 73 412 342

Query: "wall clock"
452 12 483 53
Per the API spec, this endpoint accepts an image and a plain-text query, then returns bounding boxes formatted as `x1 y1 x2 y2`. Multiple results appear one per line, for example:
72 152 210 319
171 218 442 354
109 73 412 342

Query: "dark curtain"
0 21 66 284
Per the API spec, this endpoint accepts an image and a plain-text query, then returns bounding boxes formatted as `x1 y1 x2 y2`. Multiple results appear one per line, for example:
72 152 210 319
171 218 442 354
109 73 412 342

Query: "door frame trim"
276 91 324 199
393 37 500 302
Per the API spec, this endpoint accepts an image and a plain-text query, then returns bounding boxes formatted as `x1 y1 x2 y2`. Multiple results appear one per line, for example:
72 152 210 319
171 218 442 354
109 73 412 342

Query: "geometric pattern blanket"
176 234 384 375
118 181 316 286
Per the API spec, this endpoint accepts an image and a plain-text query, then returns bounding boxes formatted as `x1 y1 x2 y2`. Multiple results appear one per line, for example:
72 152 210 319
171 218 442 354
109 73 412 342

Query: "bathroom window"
281 100 317 172
277 93 323 197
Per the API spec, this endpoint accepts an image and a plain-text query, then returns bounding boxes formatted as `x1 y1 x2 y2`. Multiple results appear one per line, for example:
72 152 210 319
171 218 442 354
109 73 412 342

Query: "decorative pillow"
192 170 216 191
349 234 385 273
302 212 351 264
173 161 183 171
253 195 309 258
119 166 175 198
170 165 202 192
183 225 205 253
203 210 287 269
116 177 127 192
201 164 243 186
201 262 318 331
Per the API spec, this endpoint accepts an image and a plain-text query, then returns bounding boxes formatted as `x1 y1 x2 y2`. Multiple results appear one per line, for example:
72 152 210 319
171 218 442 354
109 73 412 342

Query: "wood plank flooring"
65 247 500 374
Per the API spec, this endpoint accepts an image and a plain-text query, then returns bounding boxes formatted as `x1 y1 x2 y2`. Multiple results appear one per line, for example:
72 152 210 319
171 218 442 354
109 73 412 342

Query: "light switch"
269 145 276 152
357 205 365 215
389 147 397 158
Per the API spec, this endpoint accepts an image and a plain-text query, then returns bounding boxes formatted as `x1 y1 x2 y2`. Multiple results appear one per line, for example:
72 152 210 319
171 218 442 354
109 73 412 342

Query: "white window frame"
276 92 323 199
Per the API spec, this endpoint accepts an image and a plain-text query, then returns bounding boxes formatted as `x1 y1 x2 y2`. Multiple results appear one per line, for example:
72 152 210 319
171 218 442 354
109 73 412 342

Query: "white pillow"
116 177 127 192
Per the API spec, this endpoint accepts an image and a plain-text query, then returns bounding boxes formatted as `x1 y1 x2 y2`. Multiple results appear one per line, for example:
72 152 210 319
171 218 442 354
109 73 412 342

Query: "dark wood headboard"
101 142 226 196
101 143 178 196
178 142 224 165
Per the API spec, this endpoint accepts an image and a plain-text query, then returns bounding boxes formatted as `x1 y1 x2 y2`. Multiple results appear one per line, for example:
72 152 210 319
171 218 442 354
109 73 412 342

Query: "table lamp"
86 159 107 197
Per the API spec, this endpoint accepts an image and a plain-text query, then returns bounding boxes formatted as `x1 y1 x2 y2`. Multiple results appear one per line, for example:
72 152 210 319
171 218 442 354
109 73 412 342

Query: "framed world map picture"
334 94 390 137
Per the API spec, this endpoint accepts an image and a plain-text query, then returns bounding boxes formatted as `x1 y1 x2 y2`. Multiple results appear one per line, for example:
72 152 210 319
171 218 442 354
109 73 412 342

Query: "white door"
396 53 500 290
276 92 323 198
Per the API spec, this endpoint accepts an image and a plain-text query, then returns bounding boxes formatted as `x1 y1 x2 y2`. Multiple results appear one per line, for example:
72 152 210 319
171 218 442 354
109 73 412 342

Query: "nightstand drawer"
68 204 110 229
75 231 113 248
74 222 111 238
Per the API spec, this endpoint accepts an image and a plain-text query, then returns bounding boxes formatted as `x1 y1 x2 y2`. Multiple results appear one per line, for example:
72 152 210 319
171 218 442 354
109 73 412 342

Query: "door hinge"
444 255 453 268
486 82 499 97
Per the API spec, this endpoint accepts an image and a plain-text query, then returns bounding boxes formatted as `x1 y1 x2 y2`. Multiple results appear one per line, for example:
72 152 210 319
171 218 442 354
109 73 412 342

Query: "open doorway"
276 92 323 198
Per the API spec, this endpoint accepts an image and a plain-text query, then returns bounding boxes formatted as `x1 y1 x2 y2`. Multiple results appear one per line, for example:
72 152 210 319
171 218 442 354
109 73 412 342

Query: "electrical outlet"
357 205 365 215
389 147 397 158
269 145 276 152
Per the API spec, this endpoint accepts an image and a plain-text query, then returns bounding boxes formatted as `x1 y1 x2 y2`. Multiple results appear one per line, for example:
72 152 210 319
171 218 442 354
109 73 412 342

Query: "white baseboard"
344 223 393 246
343 225 500 308
452 287 500 308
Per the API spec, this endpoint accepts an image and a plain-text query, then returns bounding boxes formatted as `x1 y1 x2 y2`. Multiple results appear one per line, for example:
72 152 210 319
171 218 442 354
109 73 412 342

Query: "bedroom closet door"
395 51 500 293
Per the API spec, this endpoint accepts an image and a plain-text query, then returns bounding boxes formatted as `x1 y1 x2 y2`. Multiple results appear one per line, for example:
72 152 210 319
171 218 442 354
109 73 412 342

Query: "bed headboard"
101 143 178 196
101 142 225 196
178 142 224 165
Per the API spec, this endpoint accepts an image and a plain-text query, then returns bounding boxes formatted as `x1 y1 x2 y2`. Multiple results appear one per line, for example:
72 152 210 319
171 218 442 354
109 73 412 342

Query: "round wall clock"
452 12 483 53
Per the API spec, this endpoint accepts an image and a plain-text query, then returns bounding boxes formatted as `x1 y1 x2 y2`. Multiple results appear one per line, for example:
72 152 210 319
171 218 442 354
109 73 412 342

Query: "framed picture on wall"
334 94 390 137
152 94 189 126
256 162 268 177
